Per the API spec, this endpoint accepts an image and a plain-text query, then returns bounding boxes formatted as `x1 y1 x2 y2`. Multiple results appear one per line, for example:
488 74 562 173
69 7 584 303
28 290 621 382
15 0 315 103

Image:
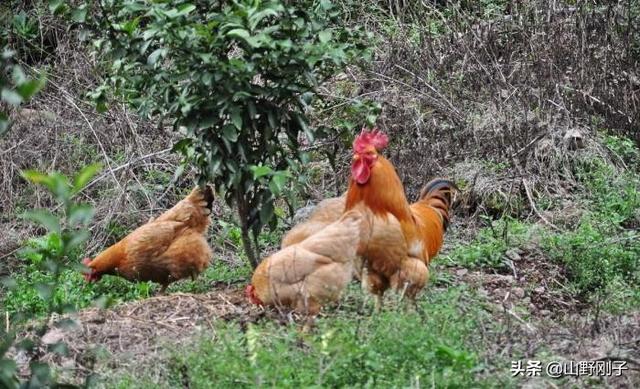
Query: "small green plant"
603 133 639 167
0 164 101 388
543 157 640 312
11 11 39 41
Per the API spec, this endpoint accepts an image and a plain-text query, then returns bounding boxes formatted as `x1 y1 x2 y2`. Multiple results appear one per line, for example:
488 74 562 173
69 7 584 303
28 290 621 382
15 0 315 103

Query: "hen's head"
82 258 101 282
245 284 263 305
351 127 389 184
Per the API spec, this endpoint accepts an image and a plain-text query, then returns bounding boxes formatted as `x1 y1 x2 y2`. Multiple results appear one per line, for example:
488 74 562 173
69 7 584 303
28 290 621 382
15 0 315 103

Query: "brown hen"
82 186 214 292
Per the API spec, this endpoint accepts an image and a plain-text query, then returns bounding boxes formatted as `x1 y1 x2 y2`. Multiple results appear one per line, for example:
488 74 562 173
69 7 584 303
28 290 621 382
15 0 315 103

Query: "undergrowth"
543 150 640 312
444 134 640 313
111 285 504 388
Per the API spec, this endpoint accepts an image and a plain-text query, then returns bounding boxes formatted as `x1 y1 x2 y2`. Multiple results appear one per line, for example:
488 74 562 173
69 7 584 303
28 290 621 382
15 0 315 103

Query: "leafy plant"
543 157 640 311
88 0 370 267
0 165 101 388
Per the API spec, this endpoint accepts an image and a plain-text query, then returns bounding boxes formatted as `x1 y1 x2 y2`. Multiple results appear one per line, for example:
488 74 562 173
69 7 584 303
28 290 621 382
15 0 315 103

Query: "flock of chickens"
82 128 458 323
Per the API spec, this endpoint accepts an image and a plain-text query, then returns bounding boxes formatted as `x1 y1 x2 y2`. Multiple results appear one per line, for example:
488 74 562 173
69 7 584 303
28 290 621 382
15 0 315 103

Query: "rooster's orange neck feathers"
346 155 413 221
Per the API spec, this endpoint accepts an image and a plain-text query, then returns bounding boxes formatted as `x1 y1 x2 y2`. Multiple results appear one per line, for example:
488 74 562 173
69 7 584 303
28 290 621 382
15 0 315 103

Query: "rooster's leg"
374 294 383 312
159 283 168 295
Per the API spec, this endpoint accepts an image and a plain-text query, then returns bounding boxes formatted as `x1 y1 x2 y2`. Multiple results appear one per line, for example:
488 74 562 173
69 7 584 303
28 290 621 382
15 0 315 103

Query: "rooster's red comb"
353 127 389 153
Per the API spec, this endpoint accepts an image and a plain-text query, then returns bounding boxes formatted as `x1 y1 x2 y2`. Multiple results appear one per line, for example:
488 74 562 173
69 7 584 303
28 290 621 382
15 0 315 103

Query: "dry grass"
321 1 639 219
0 24 197 271
11 285 256 383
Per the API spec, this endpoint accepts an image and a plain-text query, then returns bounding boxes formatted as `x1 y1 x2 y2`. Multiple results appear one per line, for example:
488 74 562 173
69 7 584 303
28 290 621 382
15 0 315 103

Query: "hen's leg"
364 270 387 312
374 294 384 312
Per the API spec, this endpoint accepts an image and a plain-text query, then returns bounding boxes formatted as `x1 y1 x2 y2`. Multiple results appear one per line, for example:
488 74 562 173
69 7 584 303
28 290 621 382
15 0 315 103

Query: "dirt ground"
11 255 639 387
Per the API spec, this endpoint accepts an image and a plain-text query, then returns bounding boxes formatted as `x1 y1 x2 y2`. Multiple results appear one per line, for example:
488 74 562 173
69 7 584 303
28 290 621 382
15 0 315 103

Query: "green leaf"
176 4 196 16
0 276 17 290
49 342 69 356
231 110 243 130
21 210 60 233
20 170 51 185
259 201 274 225
29 362 51 384
269 173 288 195
66 230 90 251
16 78 46 101
318 29 332 43
72 163 102 193
96 100 108 113
208 154 222 176
93 295 116 309
11 66 26 85
227 28 250 40
68 204 94 226
147 48 167 65
1 89 23 106
121 17 141 35
35 282 54 301
48 0 65 14
71 5 88 23
251 165 272 179
249 8 281 31
0 113 9 136
227 28 260 48
222 125 238 142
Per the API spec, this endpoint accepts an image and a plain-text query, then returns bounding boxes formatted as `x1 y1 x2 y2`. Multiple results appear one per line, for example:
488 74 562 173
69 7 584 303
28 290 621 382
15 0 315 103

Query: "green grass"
445 145 640 313
542 155 640 311
110 285 507 388
443 218 534 270
2 243 252 320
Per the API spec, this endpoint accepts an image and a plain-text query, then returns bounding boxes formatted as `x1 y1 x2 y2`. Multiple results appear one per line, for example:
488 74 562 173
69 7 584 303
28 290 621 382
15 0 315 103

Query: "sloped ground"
2 1 640 387
14 285 255 382
12 252 639 387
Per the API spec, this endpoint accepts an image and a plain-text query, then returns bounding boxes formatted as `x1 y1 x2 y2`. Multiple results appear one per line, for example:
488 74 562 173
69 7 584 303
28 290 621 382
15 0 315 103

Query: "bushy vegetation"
85 0 372 267
445 133 640 313
1 167 100 387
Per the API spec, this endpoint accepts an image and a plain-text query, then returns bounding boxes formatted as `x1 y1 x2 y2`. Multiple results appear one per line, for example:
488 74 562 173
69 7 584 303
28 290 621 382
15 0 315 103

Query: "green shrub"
0 165 100 387
87 0 371 267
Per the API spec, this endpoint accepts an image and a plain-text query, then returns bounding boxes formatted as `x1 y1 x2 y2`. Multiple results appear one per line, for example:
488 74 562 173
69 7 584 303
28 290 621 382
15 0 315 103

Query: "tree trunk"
236 188 259 269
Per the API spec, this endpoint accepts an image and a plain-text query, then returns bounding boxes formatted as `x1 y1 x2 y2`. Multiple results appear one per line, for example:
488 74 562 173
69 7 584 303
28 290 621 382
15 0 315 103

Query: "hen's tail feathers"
418 178 459 231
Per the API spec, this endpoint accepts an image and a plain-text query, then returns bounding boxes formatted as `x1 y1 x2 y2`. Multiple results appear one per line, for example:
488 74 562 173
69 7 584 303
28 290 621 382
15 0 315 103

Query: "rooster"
245 207 372 323
345 128 457 307
82 185 215 293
